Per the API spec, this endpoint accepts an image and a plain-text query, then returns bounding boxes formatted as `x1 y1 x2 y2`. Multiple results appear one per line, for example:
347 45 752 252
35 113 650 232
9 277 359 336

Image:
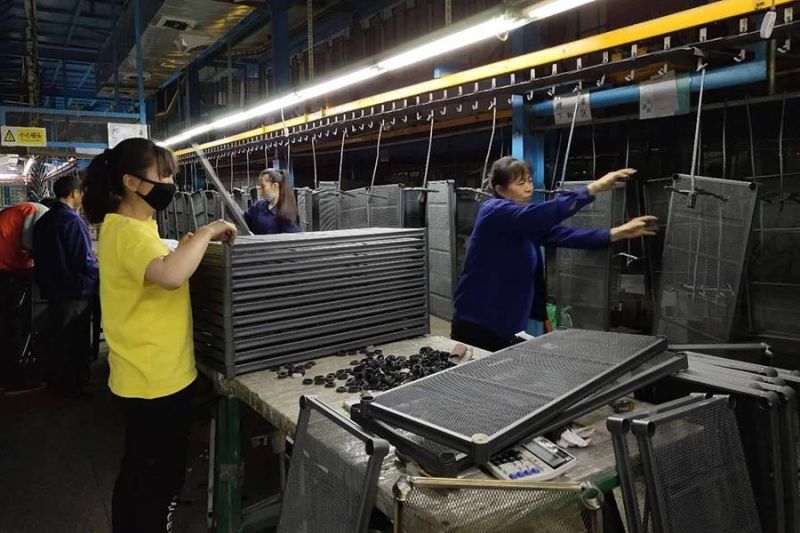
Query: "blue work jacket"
244 201 301 235
32 202 99 301
452 187 610 341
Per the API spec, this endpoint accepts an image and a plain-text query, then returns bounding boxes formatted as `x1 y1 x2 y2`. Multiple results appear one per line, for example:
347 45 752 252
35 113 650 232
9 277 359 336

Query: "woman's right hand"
587 168 637 196
202 220 238 243
610 216 658 242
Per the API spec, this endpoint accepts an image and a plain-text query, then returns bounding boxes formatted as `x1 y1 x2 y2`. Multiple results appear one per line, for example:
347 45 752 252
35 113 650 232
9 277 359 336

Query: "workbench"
201 335 628 533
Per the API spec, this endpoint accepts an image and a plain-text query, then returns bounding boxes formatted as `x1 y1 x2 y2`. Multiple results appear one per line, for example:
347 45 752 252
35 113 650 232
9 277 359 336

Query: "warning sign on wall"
1 126 47 147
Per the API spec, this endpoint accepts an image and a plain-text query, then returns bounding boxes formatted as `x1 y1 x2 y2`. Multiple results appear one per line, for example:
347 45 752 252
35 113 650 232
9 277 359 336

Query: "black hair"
259 168 298 226
488 156 532 196
82 138 177 224
53 175 81 200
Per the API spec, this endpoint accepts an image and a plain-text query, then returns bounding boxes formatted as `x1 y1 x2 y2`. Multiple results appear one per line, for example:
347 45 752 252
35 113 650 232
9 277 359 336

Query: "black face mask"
135 175 176 211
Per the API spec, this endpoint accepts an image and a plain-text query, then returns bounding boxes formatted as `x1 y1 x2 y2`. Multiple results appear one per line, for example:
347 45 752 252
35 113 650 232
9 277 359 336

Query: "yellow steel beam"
175 0 790 156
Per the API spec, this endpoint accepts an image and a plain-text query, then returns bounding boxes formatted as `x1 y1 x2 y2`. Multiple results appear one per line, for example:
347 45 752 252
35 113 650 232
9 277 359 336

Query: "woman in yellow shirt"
83 138 236 533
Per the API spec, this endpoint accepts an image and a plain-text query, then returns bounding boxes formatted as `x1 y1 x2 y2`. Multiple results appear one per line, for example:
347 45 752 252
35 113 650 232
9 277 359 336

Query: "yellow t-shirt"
97 213 197 399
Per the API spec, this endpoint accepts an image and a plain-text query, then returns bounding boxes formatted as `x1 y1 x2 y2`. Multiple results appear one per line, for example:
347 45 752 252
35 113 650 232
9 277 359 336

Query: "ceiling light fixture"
161 1 599 148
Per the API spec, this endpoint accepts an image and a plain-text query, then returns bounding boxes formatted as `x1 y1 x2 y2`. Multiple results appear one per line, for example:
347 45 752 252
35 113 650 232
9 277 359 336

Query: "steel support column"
133 0 146 125
23 0 40 107
271 0 290 92
513 23 546 336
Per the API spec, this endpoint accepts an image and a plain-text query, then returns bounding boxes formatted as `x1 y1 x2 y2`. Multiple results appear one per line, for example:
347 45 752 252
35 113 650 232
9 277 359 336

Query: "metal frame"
682 350 779 376
654 175 759 342
353 352 687 477
682 364 800 533
294 187 314 232
278 396 389 533
426 180 458 320
554 181 624 331
607 394 709 533
651 370 785 533
630 395 756 533
392 475 604 533
362 330 667 464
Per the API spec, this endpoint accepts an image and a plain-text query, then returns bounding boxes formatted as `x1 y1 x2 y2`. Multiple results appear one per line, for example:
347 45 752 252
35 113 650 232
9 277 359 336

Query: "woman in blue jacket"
451 156 657 352
244 169 301 235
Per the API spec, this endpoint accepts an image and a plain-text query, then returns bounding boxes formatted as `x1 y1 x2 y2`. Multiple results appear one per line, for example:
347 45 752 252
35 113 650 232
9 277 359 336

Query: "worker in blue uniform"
451 156 657 352
244 169 301 235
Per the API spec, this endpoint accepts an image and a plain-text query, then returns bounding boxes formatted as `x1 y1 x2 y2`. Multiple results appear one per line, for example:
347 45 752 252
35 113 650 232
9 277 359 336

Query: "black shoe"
3 382 46 396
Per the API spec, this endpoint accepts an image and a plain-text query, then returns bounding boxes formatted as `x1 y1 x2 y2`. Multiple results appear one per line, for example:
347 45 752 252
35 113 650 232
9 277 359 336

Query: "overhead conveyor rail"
173 0 799 163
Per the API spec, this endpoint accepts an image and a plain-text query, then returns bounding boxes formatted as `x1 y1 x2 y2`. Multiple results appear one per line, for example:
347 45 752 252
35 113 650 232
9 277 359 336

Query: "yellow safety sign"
1 126 47 147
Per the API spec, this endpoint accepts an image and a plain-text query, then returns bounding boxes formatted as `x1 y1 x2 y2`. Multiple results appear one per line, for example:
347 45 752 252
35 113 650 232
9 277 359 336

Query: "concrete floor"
0 315 453 533
0 355 213 533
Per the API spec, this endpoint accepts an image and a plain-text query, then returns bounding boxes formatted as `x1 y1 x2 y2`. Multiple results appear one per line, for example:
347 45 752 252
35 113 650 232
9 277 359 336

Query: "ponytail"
82 138 177 224
260 168 298 225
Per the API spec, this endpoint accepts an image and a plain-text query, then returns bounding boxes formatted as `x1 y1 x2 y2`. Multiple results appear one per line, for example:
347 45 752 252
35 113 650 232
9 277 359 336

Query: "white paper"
107 123 149 149
553 93 592 125
640 71 680 120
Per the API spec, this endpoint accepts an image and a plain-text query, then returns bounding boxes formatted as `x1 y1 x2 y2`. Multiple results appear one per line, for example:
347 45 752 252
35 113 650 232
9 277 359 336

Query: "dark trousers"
451 320 523 353
46 299 91 394
0 271 30 387
112 381 195 533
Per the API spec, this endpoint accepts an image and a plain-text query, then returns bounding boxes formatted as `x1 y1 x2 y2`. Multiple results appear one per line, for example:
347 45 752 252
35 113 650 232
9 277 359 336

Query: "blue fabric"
244 200 301 235
453 187 610 341
33 203 99 300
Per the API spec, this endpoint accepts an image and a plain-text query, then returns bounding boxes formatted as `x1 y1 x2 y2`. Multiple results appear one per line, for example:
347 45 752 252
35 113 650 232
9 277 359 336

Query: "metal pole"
133 0 146 124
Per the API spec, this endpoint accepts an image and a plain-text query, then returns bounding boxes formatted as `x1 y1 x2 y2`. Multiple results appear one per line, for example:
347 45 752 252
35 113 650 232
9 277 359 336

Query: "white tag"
553 93 592 125
640 71 680 120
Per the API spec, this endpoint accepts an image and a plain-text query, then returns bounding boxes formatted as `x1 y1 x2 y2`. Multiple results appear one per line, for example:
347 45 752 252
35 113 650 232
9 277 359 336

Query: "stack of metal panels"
338 188 370 229
231 188 248 212
316 181 339 231
654 175 758 343
426 181 457 320
455 188 490 275
367 184 404 228
336 185 406 230
554 182 625 330
205 190 224 221
359 329 669 465
295 187 314 232
191 190 207 228
191 228 429 377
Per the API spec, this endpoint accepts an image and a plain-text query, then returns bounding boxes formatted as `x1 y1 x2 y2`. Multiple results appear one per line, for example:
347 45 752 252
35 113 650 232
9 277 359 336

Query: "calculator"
486 436 577 481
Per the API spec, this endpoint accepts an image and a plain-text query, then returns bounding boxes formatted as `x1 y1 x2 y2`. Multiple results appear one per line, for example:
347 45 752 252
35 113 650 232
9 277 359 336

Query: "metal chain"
371 121 384 189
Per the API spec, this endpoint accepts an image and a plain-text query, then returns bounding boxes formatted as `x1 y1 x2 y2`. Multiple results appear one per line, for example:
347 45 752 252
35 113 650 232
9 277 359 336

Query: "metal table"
201 335 627 533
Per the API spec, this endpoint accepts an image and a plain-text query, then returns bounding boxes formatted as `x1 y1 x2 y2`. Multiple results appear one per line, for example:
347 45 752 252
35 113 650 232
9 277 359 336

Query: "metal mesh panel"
317 182 339 231
426 181 457 320
231 188 248 212
403 189 426 228
368 184 404 228
174 192 193 235
636 397 762 533
278 397 388 533
205 190 223 221
191 191 208 228
397 480 599 533
165 195 179 239
355 351 685 477
554 182 623 330
643 178 673 291
366 329 665 461
654 175 758 343
455 189 489 275
338 188 369 229
295 187 314 232
748 175 800 341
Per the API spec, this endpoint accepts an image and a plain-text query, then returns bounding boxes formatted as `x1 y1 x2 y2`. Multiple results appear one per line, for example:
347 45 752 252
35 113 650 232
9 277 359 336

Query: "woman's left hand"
610 215 658 241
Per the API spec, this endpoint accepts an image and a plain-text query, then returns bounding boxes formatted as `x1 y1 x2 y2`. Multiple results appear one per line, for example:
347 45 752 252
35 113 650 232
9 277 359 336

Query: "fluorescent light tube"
527 0 598 21
378 14 528 71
